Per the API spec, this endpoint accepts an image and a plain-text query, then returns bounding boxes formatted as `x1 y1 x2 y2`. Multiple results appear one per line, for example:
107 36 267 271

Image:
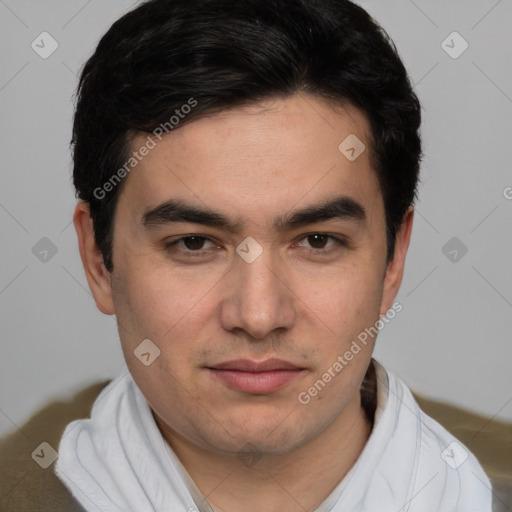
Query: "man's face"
105 94 396 455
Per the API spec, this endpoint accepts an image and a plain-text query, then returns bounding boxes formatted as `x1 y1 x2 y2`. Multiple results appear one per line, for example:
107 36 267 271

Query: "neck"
156 393 373 512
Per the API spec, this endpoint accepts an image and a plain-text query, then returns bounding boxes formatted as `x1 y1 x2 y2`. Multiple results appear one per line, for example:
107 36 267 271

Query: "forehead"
118 94 381 228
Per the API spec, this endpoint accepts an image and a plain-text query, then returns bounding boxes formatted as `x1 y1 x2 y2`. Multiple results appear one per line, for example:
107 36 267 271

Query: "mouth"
205 358 306 394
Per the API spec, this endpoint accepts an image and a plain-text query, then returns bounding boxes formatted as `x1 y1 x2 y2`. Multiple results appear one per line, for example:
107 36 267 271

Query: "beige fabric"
0 381 109 512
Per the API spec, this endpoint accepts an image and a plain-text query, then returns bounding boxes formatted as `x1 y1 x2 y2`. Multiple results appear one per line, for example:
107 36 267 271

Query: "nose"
219 249 296 340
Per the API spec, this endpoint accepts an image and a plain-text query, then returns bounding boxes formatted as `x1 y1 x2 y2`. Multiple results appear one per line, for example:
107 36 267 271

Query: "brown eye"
164 235 218 254
294 234 348 255
182 236 207 250
306 234 329 249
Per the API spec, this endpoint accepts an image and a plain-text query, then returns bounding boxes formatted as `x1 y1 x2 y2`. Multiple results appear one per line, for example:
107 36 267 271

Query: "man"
48 0 492 510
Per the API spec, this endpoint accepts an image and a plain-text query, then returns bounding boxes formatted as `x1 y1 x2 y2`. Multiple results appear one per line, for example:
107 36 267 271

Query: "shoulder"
414 403 492 507
0 380 110 512
414 391 512 511
377 366 493 509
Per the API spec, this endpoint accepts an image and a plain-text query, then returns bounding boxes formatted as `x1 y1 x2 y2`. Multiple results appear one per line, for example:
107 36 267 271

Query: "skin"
74 93 413 511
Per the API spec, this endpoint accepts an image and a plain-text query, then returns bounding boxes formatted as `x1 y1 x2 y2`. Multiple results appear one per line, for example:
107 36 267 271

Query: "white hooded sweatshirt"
55 360 493 511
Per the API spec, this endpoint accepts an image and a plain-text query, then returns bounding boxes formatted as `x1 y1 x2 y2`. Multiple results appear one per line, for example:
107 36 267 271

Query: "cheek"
294 261 383 396
295 272 382 410
112 271 208 410
112 262 223 388
115 255 215 333
299 261 384 340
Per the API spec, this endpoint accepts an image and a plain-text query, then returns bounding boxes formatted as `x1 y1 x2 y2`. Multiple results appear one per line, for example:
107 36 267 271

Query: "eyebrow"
142 199 244 232
276 196 366 230
141 196 366 232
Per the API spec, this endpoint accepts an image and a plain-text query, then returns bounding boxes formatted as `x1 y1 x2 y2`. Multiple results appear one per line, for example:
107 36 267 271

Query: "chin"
198 412 314 456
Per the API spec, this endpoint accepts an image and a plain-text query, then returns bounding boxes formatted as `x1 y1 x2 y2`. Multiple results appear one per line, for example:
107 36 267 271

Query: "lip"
206 358 306 394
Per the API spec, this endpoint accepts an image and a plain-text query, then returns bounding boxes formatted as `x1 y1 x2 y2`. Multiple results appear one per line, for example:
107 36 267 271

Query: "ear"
73 201 115 315
379 207 414 316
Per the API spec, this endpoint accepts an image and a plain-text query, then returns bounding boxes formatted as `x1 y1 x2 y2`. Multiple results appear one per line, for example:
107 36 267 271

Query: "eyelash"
163 233 348 257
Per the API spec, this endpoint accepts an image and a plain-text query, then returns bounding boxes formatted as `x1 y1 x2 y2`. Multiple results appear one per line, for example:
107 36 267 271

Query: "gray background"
1 0 511 440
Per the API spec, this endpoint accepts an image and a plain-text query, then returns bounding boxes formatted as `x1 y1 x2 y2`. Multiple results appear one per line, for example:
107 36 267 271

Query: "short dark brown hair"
72 0 422 272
